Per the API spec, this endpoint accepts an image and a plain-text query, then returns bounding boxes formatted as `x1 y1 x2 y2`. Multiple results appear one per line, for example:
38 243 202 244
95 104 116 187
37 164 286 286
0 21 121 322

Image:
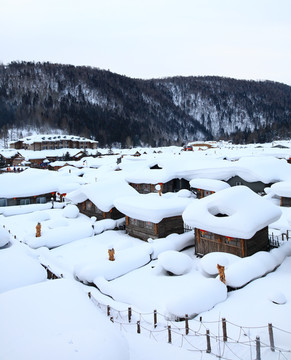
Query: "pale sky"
1 0 291 85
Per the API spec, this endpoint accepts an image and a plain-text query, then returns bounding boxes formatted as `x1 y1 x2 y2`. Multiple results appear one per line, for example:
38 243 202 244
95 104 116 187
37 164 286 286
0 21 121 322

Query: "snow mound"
63 204 79 218
0 279 130 360
25 222 93 249
0 227 10 247
225 244 291 288
0 246 47 293
93 219 117 235
28 211 51 222
47 218 69 229
268 291 287 305
166 278 227 318
200 252 240 276
157 250 192 275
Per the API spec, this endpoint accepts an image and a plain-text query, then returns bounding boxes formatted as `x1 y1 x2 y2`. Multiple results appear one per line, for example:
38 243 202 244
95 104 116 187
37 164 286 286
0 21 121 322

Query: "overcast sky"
1 0 290 85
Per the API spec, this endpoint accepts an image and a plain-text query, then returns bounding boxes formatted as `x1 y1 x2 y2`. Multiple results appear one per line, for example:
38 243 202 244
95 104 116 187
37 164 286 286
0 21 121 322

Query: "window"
129 218 138 226
144 221 153 229
235 181 242 186
36 196 46 204
0 198 7 207
86 201 93 211
20 198 30 205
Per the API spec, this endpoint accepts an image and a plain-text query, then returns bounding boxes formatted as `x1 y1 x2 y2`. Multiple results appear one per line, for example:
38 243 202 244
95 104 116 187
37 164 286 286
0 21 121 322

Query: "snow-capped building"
114 191 194 241
0 168 84 208
183 186 282 257
66 180 138 220
270 181 291 207
190 178 230 199
9 134 98 151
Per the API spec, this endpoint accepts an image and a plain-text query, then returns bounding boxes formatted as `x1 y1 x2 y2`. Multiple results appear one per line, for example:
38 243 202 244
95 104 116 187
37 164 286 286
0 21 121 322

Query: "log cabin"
114 192 193 241
183 186 282 257
190 178 230 199
66 180 138 221
270 181 291 207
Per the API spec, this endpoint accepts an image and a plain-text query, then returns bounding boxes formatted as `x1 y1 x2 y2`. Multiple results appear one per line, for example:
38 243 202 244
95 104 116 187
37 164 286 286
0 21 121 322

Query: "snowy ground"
1 142 291 359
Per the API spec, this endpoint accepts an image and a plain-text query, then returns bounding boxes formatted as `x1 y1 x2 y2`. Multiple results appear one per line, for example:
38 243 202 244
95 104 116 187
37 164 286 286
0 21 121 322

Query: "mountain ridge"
0 61 290 147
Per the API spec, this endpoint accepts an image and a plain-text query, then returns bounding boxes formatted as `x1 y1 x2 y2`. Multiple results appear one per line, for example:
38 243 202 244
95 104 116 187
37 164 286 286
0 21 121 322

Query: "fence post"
206 329 211 353
137 321 141 334
88 292 91 299
154 309 157 328
222 318 227 342
128 307 132 323
110 316 114 323
107 305 110 317
268 323 275 352
168 325 172 344
185 314 189 335
256 336 261 360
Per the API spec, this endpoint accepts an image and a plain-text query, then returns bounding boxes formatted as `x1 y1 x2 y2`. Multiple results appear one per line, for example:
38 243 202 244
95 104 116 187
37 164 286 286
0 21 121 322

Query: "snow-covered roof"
0 168 85 198
67 179 138 212
190 178 230 192
270 181 291 198
125 168 177 184
9 134 98 145
114 191 194 223
182 186 282 239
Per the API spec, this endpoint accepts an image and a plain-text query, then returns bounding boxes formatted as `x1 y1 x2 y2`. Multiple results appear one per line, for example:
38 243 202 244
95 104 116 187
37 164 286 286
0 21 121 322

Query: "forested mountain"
0 61 290 147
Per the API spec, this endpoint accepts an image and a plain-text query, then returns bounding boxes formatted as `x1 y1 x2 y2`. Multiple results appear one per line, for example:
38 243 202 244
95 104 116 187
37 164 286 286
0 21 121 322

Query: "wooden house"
270 181 291 207
190 178 230 199
0 168 82 209
127 169 190 195
66 180 138 221
226 175 272 195
183 186 281 257
114 192 193 241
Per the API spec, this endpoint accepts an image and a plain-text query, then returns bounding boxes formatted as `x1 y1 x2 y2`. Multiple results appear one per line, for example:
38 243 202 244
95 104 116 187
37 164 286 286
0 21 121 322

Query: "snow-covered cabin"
270 181 291 207
183 186 281 257
9 134 98 151
114 191 193 241
126 169 190 195
226 157 291 194
0 168 83 208
190 178 230 199
66 180 138 220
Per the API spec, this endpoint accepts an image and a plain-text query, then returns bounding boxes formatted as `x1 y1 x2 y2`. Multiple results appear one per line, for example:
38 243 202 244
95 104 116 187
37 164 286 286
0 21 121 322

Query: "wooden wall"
78 200 124 220
195 226 269 257
126 215 184 241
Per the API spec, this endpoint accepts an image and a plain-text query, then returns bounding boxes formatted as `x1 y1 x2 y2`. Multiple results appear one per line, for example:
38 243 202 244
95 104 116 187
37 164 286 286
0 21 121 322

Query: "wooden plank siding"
0 192 55 207
77 200 124 220
126 215 184 241
194 226 269 257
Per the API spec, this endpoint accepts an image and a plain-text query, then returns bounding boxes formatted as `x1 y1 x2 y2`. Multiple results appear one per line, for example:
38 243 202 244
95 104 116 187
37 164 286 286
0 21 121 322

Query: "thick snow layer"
183 186 282 239
25 222 93 249
115 192 193 223
190 178 230 192
125 168 177 184
199 252 240 276
93 218 119 234
150 232 195 259
0 279 129 360
62 204 79 218
0 226 10 247
157 250 192 275
67 179 138 212
75 243 152 282
271 180 291 197
0 202 65 217
0 245 47 293
225 243 291 288
0 168 84 198
166 278 227 318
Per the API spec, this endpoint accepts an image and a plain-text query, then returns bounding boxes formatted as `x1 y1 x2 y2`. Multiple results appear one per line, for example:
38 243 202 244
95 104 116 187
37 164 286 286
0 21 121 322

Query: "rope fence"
88 292 291 360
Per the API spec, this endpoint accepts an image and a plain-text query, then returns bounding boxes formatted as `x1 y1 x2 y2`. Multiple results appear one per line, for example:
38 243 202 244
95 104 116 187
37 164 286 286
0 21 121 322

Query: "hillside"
0 61 290 147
